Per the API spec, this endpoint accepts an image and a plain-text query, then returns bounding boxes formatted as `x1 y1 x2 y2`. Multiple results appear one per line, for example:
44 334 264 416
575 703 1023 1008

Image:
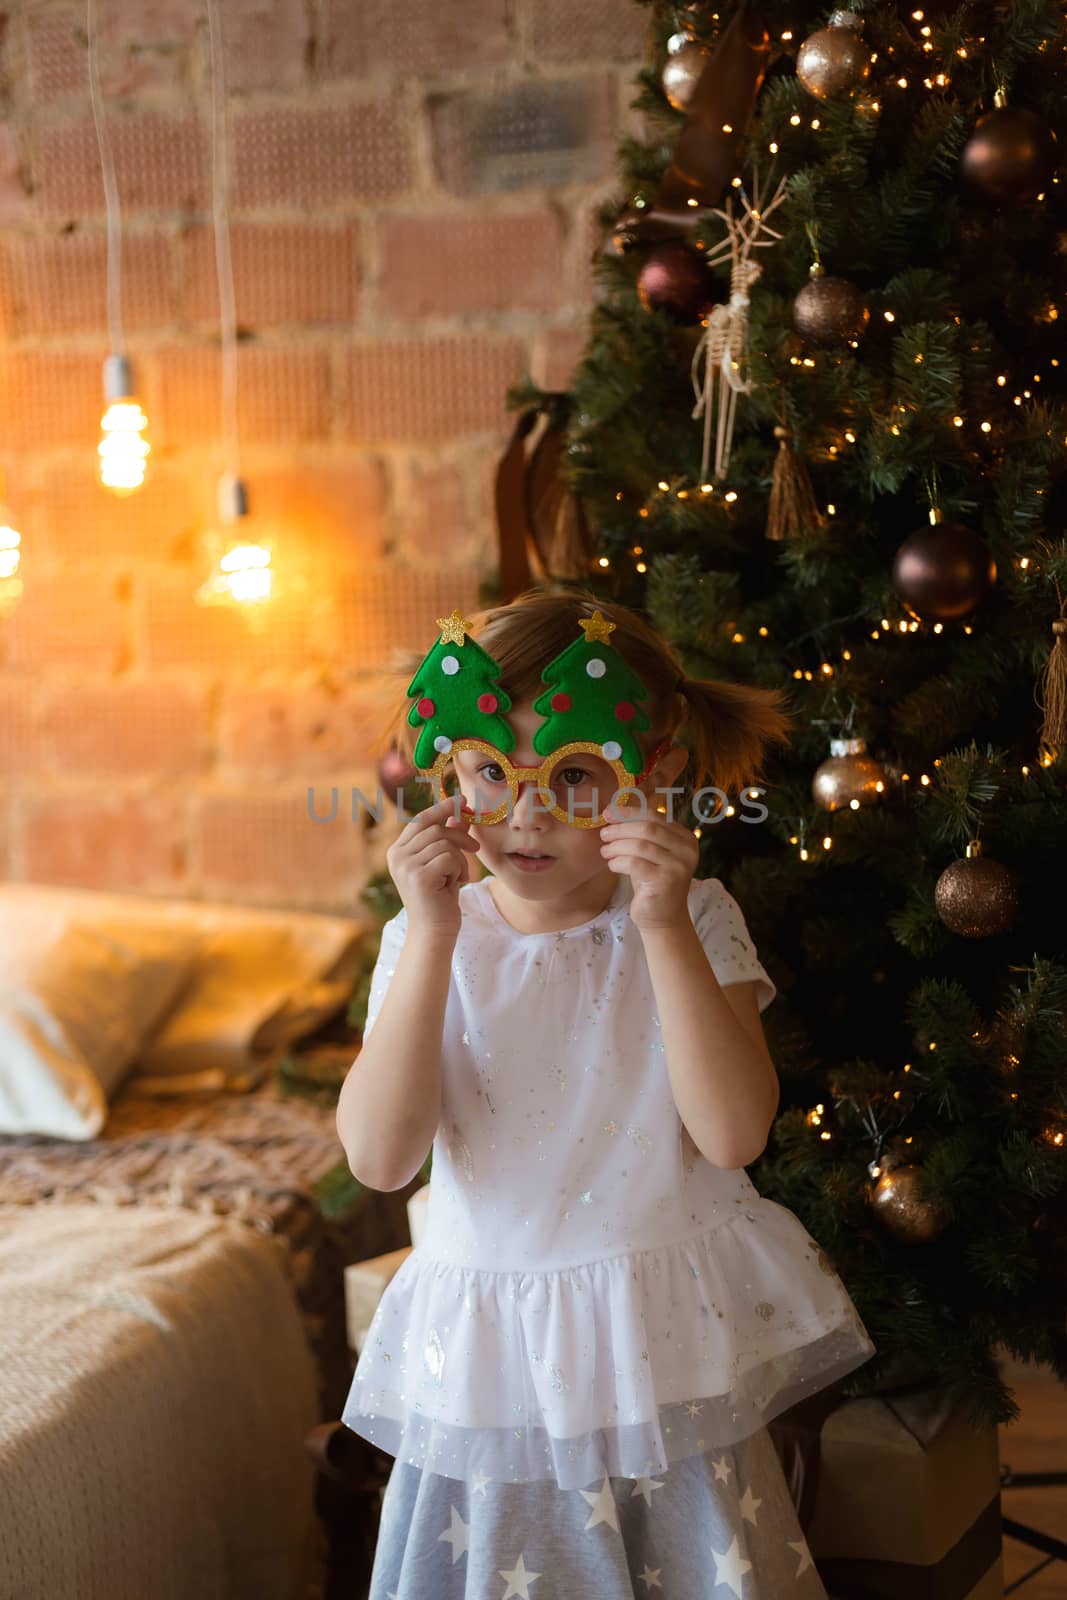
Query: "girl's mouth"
507 851 556 872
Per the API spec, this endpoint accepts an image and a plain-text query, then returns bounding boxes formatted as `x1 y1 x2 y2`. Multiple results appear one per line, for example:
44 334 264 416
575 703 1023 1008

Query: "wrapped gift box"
344 1246 412 1354
771 1382 1003 1600
343 1185 429 1353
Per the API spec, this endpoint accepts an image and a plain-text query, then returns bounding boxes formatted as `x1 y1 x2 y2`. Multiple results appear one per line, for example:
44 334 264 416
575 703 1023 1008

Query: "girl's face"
451 699 675 901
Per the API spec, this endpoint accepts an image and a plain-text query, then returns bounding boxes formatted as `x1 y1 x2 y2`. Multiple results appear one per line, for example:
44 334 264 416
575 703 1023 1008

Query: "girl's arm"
336 924 456 1190
336 795 480 1192
641 920 780 1170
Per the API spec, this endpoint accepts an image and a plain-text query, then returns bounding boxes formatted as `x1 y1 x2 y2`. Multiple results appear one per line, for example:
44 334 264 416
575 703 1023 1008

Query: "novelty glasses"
427 736 676 828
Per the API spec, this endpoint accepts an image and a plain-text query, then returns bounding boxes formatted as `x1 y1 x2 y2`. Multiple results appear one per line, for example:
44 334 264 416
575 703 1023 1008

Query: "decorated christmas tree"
510 0 1067 1425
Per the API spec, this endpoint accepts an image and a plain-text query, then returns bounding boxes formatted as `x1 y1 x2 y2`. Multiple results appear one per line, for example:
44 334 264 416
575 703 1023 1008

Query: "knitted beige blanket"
0 1202 319 1600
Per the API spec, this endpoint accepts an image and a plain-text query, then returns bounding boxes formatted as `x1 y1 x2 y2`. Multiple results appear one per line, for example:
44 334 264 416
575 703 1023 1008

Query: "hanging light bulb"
0 470 22 617
197 472 273 612
98 353 150 494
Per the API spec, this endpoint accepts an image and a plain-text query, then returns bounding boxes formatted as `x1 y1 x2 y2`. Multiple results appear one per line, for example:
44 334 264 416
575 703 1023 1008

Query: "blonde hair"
372 587 794 796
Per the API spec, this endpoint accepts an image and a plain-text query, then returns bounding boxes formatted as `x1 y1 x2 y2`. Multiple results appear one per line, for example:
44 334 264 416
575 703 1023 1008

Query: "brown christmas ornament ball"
960 106 1059 205
796 9 871 100
812 736 887 812
378 745 418 803
793 272 869 344
637 240 719 325
935 841 1019 938
892 518 997 622
870 1165 949 1243
662 36 710 111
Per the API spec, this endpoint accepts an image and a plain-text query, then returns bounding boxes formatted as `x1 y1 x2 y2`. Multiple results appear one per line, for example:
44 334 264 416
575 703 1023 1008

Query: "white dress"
342 872 876 1492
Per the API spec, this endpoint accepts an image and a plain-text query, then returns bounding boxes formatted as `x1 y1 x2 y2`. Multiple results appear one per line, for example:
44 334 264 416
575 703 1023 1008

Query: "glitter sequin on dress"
342 873 876 1492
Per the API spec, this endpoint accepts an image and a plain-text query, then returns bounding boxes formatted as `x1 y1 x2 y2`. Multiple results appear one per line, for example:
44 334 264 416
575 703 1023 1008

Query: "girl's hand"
385 797 481 939
598 798 699 932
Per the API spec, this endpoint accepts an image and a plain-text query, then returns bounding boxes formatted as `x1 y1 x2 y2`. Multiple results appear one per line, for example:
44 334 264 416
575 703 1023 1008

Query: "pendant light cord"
206 0 240 483
86 0 124 357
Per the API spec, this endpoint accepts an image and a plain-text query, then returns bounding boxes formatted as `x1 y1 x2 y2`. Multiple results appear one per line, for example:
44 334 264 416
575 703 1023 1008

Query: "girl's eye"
477 764 507 784
561 767 590 787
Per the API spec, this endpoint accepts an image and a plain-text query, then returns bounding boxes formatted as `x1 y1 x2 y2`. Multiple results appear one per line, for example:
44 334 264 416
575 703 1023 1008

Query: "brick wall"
0 0 646 912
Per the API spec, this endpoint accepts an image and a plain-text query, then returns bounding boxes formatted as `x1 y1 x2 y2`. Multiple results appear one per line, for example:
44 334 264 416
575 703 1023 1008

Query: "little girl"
337 588 876 1599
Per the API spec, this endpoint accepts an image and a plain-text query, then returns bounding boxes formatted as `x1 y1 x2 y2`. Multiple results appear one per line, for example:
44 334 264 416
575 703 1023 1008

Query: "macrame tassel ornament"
1035 600 1067 762
766 425 823 541
690 172 788 482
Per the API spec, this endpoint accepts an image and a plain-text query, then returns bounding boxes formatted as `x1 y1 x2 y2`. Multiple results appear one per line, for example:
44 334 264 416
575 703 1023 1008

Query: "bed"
0 883 411 1600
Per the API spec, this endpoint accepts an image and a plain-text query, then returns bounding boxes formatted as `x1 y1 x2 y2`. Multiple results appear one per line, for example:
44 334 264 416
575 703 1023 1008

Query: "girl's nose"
510 780 550 826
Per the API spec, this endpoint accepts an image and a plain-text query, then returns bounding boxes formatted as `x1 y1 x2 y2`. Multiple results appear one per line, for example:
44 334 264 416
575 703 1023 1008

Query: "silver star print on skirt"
369 1426 829 1599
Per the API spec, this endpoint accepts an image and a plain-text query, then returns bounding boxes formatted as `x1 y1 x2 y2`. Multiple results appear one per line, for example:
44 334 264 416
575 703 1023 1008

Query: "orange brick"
24 7 87 104
213 0 309 94
21 786 188 891
182 221 359 327
0 124 33 228
151 344 331 448
380 210 566 320
0 348 104 450
0 241 14 337
7 229 177 336
233 102 412 209
333 559 485 670
536 324 587 391
528 0 649 63
341 337 525 443
33 113 209 222
0 677 40 778
4 572 129 673
39 678 211 776
221 680 393 777
25 457 211 568
236 457 388 571
93 0 190 48
392 457 474 564
321 0 509 79
139 570 329 677
197 788 369 907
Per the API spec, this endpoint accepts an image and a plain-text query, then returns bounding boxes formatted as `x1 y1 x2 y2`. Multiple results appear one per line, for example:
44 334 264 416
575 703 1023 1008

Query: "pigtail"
678 676 794 798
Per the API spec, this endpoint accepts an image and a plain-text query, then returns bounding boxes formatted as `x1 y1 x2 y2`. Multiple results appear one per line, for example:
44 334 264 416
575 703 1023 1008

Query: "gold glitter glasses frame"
425 736 676 829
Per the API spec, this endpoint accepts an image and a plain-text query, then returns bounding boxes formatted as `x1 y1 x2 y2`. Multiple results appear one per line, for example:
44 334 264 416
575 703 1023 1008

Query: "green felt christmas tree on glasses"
508 0 1067 1423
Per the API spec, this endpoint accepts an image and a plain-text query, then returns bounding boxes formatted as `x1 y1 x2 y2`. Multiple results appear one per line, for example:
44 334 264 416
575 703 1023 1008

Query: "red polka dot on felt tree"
551 692 572 712
417 697 435 717
477 693 498 713
615 701 635 721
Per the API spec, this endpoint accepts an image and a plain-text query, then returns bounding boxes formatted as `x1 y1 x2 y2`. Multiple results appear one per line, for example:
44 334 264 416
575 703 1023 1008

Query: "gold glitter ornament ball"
794 270 870 344
812 737 887 812
796 9 871 100
934 841 1019 938
870 1165 949 1243
662 35 709 111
